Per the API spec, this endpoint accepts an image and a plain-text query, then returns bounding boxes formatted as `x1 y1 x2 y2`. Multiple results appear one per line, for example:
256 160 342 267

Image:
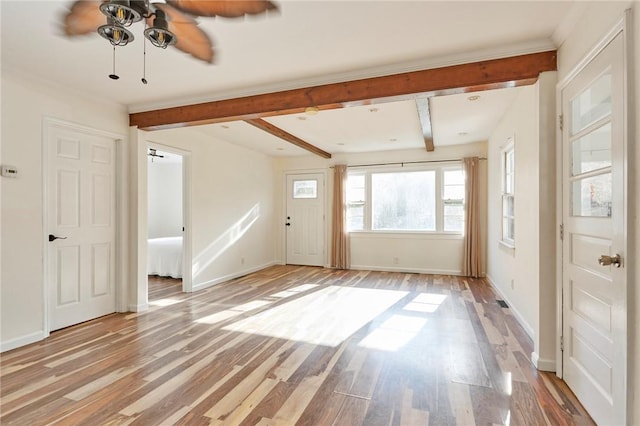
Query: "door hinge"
559 224 564 240
560 335 564 352
559 114 564 131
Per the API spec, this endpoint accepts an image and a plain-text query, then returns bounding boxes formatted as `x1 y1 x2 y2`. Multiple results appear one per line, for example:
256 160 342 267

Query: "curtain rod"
331 157 487 169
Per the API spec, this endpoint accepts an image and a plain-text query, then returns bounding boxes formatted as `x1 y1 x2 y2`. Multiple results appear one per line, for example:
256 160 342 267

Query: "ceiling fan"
63 0 277 81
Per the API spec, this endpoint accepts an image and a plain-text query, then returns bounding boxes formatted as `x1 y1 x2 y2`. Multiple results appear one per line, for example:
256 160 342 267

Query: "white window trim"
501 137 515 248
346 163 464 235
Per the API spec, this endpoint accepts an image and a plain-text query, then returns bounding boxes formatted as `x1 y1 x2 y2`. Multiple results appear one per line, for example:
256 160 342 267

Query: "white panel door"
48 124 116 331
286 173 325 266
561 32 626 426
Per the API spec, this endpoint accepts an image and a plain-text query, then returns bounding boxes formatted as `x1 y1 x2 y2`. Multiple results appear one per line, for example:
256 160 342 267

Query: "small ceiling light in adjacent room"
458 131 469 136
467 95 481 101
304 107 320 115
336 142 345 146
221 125 230 129
276 147 285 151
389 138 397 142
369 108 379 113
297 116 307 121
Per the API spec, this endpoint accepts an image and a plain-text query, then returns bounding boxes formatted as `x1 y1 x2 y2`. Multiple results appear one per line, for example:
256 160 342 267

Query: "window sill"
349 231 464 240
498 240 516 254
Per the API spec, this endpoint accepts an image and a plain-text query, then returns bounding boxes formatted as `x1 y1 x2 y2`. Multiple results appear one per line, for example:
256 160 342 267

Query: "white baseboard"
485 274 535 340
531 352 556 372
350 264 462 276
192 261 278 292
128 303 149 312
1 330 47 353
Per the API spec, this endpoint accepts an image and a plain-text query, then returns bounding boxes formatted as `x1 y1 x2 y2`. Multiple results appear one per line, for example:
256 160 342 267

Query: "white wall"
487 85 538 338
0 71 128 351
275 142 488 275
486 74 557 371
554 2 639 423
147 159 183 238
133 127 278 302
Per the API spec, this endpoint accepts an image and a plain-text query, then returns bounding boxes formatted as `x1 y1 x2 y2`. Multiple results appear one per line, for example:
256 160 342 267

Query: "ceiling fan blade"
151 3 215 64
63 0 105 36
166 0 278 18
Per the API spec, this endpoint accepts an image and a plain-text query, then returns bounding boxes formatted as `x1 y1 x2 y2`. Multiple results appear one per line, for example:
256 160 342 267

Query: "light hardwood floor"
1 266 594 425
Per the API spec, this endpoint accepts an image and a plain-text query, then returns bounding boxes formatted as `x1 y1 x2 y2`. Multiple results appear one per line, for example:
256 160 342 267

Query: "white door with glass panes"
286 173 325 266
561 31 627 426
47 122 117 331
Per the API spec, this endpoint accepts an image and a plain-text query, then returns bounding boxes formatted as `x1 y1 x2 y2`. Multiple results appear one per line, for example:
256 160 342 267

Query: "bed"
148 237 183 278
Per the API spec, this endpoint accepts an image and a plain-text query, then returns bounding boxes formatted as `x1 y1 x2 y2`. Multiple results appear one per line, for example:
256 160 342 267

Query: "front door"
561 31 627 425
47 122 117 331
286 173 325 266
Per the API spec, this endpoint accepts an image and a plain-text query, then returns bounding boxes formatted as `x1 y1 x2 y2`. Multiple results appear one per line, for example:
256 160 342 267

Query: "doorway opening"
146 143 192 295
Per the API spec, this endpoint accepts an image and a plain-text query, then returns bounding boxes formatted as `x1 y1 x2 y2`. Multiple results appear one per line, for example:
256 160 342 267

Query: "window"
372 171 435 231
346 174 365 230
443 169 465 232
502 140 515 246
293 179 317 199
346 165 464 233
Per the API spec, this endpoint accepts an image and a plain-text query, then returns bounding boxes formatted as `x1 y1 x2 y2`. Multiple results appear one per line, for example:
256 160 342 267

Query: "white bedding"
148 237 183 278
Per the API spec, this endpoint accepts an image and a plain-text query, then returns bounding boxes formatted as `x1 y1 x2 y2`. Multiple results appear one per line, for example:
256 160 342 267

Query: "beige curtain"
331 164 350 269
462 157 482 277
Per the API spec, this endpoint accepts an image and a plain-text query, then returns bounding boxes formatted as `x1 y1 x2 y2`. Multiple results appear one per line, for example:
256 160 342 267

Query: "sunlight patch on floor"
149 298 182 307
403 293 447 314
196 300 272 325
358 314 428 351
270 284 319 298
222 286 409 347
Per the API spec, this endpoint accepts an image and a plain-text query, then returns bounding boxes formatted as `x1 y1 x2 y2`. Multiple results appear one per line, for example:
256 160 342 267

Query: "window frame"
441 167 466 233
501 138 515 247
346 163 465 235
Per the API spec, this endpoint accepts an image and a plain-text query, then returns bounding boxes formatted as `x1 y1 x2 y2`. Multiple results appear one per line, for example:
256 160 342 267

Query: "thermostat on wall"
1 165 18 178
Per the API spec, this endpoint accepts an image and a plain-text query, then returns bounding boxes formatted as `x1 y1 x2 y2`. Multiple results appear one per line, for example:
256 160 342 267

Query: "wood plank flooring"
0 265 594 425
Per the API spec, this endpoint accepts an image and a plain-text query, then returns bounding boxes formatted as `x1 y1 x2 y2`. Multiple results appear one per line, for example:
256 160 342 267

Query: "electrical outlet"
510 279 515 290
393 257 399 265
241 257 245 265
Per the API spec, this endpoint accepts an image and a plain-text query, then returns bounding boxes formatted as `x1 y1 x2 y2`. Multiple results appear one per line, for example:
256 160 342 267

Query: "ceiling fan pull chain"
109 46 119 80
142 21 148 84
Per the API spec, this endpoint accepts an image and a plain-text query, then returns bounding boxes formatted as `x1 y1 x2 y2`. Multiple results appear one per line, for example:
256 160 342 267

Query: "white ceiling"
1 1 578 157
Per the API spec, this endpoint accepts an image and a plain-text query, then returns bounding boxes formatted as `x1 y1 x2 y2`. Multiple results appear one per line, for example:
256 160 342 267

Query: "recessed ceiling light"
337 142 345 146
369 108 379 113
276 148 284 151
389 138 397 142
221 124 230 129
305 106 319 115
297 116 307 121
467 95 480 101
458 131 469 136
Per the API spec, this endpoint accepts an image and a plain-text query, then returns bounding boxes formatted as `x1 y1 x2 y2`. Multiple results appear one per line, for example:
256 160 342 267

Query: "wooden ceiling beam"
245 118 332 159
129 50 556 130
415 98 434 152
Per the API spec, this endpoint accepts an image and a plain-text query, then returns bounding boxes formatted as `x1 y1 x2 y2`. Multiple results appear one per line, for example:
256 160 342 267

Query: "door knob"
48 234 67 242
598 254 621 268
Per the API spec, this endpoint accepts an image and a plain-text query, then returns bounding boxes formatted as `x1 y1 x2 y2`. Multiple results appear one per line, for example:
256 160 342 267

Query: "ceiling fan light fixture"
144 10 177 48
99 0 143 27
98 19 134 46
